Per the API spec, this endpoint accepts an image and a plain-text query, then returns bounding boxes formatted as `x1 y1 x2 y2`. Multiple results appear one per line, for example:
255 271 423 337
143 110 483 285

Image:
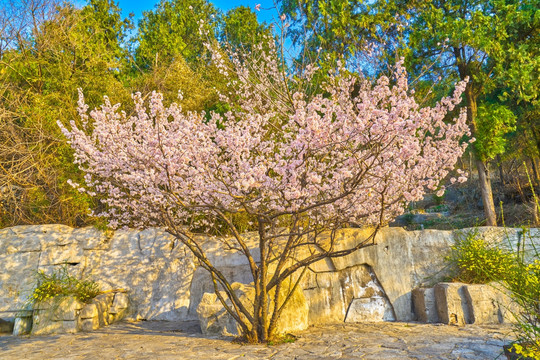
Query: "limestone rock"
303 264 393 325
188 265 253 320
52 297 84 321
324 227 456 321
81 317 99 332
109 292 130 319
412 287 438 323
2 224 538 325
62 320 80 334
463 284 518 324
71 227 112 250
197 292 242 336
31 309 62 335
40 243 83 266
0 251 41 313
434 283 469 325
80 303 98 319
12 316 32 335
90 293 114 326
112 292 129 309
345 296 395 322
462 284 501 324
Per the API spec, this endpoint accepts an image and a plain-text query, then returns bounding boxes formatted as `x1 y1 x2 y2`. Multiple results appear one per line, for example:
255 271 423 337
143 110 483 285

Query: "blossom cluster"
59 40 470 231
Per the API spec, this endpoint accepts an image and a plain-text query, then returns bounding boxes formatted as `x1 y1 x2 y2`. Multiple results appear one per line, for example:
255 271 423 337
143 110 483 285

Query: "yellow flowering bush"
31 266 100 304
445 229 516 284
447 228 539 357
506 256 540 359
510 338 540 359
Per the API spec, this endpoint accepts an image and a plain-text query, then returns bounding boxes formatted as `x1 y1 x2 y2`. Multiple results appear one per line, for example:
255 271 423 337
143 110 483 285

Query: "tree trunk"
476 159 497 226
256 218 268 343
465 87 497 226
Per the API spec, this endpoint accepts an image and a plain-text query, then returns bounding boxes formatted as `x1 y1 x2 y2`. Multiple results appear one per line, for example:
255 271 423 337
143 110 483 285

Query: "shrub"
446 226 539 357
31 266 100 304
504 231 540 358
445 229 516 284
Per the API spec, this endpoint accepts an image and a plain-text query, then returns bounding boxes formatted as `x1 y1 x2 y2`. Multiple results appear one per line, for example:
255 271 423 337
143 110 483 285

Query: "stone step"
412 282 515 325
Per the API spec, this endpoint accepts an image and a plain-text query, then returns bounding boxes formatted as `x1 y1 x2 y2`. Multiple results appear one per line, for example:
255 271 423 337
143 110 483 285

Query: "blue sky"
114 0 280 25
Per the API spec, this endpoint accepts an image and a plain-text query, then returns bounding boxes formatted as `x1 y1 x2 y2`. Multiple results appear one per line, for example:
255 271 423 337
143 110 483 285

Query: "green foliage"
0 0 132 227
136 0 219 67
31 266 100 304
128 56 218 112
445 229 516 283
503 231 540 358
221 6 271 52
279 0 407 65
446 224 539 354
474 103 517 161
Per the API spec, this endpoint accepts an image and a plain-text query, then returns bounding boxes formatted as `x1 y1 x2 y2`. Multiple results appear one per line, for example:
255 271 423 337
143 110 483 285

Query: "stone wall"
0 225 538 325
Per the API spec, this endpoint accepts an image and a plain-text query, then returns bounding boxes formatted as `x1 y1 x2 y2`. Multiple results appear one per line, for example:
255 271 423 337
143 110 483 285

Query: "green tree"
475 103 517 162
405 0 539 225
135 0 219 68
220 6 271 52
0 0 132 226
281 0 539 226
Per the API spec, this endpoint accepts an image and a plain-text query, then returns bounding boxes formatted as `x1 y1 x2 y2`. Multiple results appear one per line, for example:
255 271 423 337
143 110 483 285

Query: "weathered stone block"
81 317 99 332
12 316 32 335
32 298 56 310
197 292 241 336
31 309 63 335
462 284 501 324
303 265 391 325
40 243 83 265
91 293 114 326
62 320 80 334
112 292 129 309
412 287 438 323
52 297 84 321
434 283 469 325
344 296 395 322
80 303 98 319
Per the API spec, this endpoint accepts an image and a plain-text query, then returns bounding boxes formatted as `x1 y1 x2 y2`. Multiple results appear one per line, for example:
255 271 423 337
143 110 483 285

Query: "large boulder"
303 264 395 324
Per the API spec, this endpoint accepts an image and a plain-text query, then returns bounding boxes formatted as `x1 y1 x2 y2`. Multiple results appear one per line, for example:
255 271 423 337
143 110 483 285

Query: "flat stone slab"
0 320 514 359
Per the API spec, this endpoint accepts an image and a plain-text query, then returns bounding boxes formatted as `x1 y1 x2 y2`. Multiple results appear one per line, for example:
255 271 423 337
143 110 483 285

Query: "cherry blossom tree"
59 36 470 343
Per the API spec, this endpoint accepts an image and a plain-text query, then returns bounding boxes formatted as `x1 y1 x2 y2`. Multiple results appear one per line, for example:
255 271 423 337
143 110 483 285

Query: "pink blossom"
59 40 471 232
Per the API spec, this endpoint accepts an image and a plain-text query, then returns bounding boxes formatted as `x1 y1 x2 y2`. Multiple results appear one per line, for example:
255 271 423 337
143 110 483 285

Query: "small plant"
445 228 516 284
31 265 100 304
266 333 297 346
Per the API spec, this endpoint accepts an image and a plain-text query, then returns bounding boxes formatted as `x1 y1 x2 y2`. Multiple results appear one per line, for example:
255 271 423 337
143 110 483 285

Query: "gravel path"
0 321 514 359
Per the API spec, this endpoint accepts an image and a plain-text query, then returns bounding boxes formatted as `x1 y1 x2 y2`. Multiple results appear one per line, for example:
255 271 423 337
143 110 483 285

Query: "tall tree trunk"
466 87 497 226
257 218 268 342
476 159 497 226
